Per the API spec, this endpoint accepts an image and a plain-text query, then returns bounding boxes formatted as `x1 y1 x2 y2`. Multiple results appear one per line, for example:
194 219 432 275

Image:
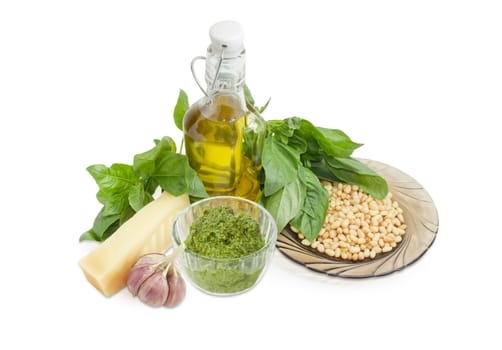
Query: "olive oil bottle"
184 21 265 201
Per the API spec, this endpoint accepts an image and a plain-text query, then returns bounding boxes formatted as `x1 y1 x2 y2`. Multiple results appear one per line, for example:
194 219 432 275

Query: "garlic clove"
137 272 169 307
165 270 186 308
127 253 167 296
127 264 157 296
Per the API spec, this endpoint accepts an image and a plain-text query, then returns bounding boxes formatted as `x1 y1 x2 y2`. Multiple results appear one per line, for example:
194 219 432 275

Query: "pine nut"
293 181 407 261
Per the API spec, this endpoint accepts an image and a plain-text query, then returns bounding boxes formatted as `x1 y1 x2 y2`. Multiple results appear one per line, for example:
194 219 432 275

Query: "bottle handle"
190 56 208 97
190 47 226 98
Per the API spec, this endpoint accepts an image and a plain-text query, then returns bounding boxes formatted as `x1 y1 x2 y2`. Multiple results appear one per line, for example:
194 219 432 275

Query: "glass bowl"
172 196 278 296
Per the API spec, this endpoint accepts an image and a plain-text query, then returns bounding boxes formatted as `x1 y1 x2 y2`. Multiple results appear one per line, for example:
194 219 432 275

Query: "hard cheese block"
79 192 189 296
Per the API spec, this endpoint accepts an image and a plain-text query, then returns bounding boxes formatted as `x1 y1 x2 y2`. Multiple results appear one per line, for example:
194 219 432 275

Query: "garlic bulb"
127 252 186 308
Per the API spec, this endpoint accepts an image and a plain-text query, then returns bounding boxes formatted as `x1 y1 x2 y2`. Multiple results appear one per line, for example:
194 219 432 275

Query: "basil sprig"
260 116 388 241
81 91 207 242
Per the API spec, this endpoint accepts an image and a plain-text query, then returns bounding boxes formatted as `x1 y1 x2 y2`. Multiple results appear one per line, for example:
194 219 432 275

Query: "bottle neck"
205 49 246 96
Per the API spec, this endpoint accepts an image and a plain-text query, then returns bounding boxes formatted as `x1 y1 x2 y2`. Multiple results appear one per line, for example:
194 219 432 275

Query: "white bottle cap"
209 20 245 57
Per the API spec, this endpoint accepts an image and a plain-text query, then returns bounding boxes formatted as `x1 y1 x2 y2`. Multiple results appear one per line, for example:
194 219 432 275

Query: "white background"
1 0 501 349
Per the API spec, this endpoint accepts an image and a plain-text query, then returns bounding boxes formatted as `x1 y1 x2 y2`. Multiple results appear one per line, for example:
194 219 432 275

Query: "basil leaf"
92 208 120 237
153 152 194 196
296 119 354 158
267 117 361 158
291 168 329 241
266 118 301 143
85 164 139 242
259 97 271 113
188 171 208 198
87 164 139 192
81 208 121 242
79 230 99 242
286 134 308 154
326 157 377 174
144 177 159 195
136 137 207 198
242 128 255 157
243 84 255 106
325 157 389 199
262 175 306 233
173 89 189 131
98 194 127 216
128 183 152 212
244 84 271 114
262 137 302 196
100 218 121 241
133 136 176 177
309 159 339 182
317 127 363 154
86 164 109 183
119 205 135 226
87 163 140 216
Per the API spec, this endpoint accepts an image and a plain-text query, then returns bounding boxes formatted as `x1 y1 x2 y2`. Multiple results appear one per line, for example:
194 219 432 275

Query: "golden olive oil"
184 94 261 201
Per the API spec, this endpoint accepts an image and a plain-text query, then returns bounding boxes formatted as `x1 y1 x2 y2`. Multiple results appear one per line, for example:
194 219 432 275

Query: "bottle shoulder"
183 91 266 136
184 93 246 124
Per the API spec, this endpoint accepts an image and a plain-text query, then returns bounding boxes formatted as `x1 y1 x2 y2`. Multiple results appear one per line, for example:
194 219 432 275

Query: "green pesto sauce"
185 206 265 258
184 206 266 294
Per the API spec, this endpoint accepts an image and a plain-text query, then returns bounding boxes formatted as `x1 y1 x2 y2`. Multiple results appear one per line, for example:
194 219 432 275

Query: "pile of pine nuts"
292 181 407 261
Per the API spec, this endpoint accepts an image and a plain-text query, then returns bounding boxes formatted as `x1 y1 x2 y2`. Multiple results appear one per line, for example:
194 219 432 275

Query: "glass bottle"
183 21 265 201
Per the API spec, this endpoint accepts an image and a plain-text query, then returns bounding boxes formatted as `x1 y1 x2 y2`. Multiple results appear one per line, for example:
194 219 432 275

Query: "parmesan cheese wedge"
79 192 189 296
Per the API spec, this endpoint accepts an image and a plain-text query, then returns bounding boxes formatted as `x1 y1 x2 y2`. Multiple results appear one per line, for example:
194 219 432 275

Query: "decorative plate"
276 159 439 278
